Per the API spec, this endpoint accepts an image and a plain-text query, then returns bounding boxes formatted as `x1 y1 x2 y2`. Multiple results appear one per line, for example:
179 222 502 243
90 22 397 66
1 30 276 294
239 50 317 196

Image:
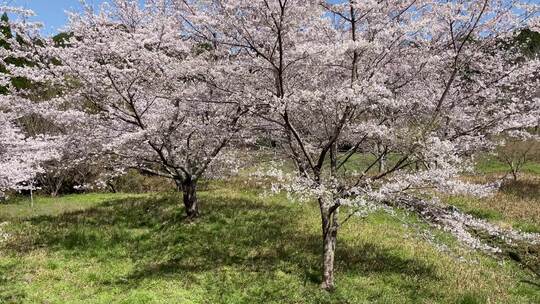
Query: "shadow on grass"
2 193 440 302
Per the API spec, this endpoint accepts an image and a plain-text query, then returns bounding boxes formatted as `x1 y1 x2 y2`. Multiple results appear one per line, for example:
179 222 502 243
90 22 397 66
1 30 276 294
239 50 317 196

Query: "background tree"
1 7 99 197
0 110 59 198
3 0 251 218
0 11 34 94
0 6 60 199
495 131 540 181
493 27 540 181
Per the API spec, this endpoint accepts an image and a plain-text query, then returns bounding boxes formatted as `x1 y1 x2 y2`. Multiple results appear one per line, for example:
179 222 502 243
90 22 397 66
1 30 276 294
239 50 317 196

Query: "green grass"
445 196 505 221
0 193 147 221
513 221 540 233
476 155 540 175
1 185 539 304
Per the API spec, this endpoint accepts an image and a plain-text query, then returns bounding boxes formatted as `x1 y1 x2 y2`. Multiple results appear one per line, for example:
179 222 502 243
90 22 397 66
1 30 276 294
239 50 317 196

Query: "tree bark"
107 181 117 193
320 200 339 291
511 169 518 181
376 144 386 173
51 179 62 197
180 178 199 219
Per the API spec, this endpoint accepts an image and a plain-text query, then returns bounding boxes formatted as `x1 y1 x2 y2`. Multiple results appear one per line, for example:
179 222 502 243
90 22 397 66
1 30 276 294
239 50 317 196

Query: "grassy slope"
476 155 540 176
446 177 540 233
1 184 539 303
441 154 540 234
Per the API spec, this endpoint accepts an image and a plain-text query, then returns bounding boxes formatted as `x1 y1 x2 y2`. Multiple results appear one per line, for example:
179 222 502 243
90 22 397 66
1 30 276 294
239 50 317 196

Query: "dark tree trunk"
180 178 199 219
511 169 518 181
107 181 117 193
320 200 339 291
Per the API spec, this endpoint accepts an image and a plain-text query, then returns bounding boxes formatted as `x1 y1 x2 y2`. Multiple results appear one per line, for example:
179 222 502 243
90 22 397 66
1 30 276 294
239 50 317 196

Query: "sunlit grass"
1 184 539 303
0 192 148 221
1 155 539 303
476 155 540 175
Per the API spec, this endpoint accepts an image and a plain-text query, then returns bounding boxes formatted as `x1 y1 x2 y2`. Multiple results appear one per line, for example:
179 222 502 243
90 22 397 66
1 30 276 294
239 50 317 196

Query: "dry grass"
448 174 540 232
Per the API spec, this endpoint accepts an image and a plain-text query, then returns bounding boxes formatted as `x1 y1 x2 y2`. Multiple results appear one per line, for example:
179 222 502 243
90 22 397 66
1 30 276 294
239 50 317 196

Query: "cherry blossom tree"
2 0 250 218
191 0 540 290
0 5 59 199
493 27 540 181
2 0 539 291
0 111 59 198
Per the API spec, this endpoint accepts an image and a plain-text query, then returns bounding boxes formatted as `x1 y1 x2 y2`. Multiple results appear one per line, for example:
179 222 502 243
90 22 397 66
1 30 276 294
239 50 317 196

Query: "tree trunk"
320 200 339 291
30 186 34 208
180 179 199 219
377 144 386 173
107 181 117 193
51 180 62 197
510 161 519 181
378 155 385 173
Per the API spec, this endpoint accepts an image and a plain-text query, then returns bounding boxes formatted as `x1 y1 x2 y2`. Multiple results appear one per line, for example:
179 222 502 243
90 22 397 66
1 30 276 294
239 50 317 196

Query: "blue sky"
6 0 540 36
7 0 105 35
